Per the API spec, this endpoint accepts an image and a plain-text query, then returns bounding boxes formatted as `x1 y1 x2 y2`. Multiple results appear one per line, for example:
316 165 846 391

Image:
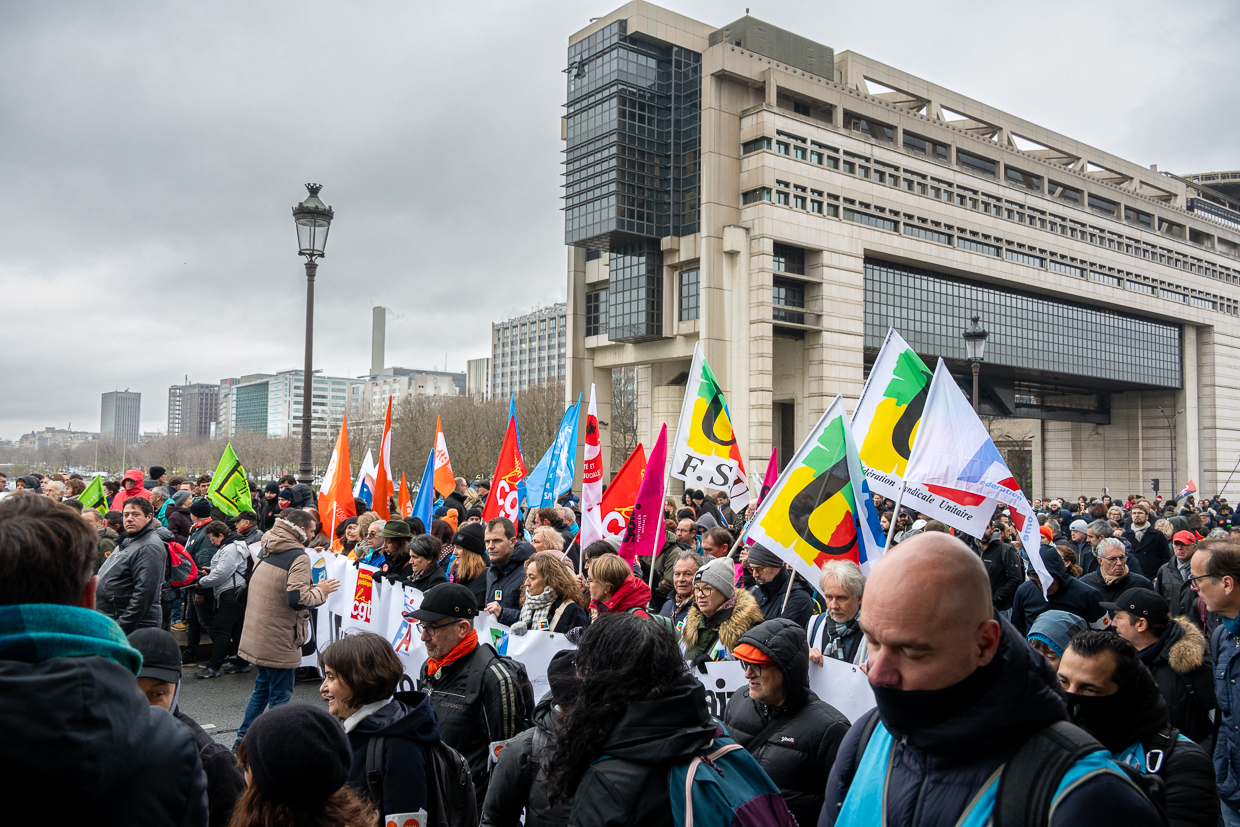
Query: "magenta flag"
618 424 668 564
759 446 779 505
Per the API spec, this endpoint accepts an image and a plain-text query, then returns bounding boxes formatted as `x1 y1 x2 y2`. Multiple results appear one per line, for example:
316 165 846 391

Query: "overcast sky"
3 0 1236 440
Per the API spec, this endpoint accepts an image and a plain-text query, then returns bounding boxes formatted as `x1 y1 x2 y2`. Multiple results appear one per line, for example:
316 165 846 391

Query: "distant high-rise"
167 382 219 439
491 303 567 398
467 358 492 400
101 391 141 444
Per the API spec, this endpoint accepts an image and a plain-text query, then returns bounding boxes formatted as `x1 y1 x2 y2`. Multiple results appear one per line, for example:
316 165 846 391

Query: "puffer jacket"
567 674 717 827
749 567 814 628
1138 616 1216 747
1010 545 1108 635
481 696 570 827
821 618 1165 827
110 468 152 511
197 534 250 600
96 519 166 633
723 619 851 827
237 518 329 669
675 588 765 664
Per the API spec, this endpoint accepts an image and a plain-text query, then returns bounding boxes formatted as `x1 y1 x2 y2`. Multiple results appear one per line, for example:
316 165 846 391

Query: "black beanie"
265 481 280 495
149 466 166 480
190 499 213 519
453 522 487 557
244 703 350 805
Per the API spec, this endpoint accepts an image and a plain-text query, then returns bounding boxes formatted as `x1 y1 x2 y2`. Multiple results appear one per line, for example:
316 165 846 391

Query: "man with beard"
821 532 1162 826
1059 630 1217 827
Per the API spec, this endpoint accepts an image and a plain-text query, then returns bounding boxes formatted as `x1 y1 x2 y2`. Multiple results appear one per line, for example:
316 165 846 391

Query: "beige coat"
238 519 329 669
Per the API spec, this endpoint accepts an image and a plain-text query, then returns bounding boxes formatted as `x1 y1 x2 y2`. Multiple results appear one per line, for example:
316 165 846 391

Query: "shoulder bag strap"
365 735 386 808
740 710 791 754
993 721 1102 827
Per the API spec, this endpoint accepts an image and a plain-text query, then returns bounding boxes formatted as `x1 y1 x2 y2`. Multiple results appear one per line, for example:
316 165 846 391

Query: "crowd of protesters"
6 465 1240 825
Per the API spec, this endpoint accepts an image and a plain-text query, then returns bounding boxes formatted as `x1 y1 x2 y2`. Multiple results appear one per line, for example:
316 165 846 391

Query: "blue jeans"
237 666 295 741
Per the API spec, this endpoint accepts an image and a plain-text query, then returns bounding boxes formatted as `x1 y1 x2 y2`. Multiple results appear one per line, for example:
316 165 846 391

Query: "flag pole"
883 480 908 553
1221 454 1240 499
780 564 796 612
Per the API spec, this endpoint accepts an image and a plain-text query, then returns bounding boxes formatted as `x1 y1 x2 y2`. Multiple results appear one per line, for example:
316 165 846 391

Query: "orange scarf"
426 629 478 677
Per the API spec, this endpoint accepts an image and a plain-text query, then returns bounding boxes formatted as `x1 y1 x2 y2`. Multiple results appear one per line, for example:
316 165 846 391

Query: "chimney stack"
371 306 386 376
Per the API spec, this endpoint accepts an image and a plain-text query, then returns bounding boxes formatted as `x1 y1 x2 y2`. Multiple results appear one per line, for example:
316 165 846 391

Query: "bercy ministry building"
562 1 1240 498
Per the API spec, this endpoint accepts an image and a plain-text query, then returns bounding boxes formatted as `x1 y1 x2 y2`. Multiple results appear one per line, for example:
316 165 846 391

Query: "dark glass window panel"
679 268 700 321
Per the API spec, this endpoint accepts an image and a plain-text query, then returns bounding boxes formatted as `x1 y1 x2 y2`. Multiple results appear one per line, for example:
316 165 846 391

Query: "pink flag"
759 446 779 505
619 424 667 565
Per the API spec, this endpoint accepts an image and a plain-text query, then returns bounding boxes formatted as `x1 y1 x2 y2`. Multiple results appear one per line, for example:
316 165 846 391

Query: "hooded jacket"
345 690 441 817
197 533 250 599
821 618 1165 827
591 574 652 620
286 482 315 509
110 469 152 511
0 647 208 825
749 567 814 629
486 541 535 625
723 619 851 827
678 588 765 663
237 518 329 669
96 518 166 633
567 674 717 827
482 695 571 827
1138 617 1216 746
1011 545 1108 635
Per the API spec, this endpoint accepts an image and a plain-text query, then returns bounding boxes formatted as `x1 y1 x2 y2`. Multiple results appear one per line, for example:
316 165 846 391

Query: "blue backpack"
670 722 797 827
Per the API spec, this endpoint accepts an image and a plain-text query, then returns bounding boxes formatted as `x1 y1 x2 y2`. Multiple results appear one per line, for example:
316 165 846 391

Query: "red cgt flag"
482 411 527 524
599 443 647 538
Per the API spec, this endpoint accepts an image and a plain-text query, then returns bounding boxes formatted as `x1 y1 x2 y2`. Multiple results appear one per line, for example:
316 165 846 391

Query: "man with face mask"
821 532 1163 827
1059 630 1218 827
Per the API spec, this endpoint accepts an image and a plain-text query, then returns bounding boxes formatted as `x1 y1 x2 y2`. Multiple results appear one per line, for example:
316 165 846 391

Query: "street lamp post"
1157 405 1184 497
962 315 989 413
292 184 334 485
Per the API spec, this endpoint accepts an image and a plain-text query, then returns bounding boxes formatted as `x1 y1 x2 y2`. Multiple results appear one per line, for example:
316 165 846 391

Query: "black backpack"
465 644 536 736
850 714 1169 827
365 736 477 827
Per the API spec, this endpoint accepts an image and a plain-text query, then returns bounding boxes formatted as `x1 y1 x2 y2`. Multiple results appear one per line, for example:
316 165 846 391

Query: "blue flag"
524 394 582 509
411 448 436 529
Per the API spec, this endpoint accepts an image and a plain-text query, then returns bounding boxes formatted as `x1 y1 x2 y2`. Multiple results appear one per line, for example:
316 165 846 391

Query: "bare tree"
610 366 639 461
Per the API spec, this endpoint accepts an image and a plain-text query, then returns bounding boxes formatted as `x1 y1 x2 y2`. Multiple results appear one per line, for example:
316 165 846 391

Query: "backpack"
850 713 1169 827
166 541 198 588
669 721 797 827
465 645 536 735
365 736 477 827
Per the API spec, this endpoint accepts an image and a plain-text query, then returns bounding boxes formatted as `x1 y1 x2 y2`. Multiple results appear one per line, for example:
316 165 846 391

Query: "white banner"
474 614 577 699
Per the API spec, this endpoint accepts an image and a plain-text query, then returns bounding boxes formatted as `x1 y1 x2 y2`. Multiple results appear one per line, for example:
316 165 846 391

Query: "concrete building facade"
101 391 141 445
492 303 568 399
225 371 351 439
167 382 219 439
565 3 1240 499
347 368 466 417
467 358 492 400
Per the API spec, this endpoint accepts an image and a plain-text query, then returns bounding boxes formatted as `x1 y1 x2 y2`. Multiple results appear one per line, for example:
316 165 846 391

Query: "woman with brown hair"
512 550 590 635
1056 544 1084 578
587 553 652 620
229 703 376 827
430 518 457 573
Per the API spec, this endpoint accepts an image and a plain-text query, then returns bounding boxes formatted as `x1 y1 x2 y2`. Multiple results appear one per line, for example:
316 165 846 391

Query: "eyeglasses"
1186 573 1213 591
692 585 715 597
415 620 457 636
738 660 764 676
367 531 380 538
1096 554 1127 563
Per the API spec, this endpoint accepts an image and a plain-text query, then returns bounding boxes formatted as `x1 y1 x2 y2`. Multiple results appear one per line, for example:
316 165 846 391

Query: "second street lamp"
962 315 989 413
292 183 334 485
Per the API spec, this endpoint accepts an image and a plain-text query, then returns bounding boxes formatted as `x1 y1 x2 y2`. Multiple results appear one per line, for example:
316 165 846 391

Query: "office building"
467 357 492 400
167 382 219 439
226 370 351 439
101 391 141 445
491 303 567 398
565 3 1240 496
347 368 465 417
17 427 98 450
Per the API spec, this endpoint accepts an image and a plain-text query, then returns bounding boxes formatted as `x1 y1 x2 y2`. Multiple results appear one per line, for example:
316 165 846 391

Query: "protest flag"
902 359 1046 592
620 424 667 566
397 472 412 519
319 416 356 548
851 328 994 537
744 395 880 585
482 398 527 523
432 416 455 499
411 448 436 529
76 475 109 514
371 398 395 519
759 446 779 505
599 442 647 538
353 449 377 508
524 394 582 509
670 342 750 508
1178 480 1197 500
207 443 252 517
580 384 605 548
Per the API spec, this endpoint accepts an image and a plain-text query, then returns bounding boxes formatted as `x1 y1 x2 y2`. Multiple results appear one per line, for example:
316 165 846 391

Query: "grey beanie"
172 490 192 507
693 556 736 600
746 543 784 569
696 513 719 530
1069 519 1089 533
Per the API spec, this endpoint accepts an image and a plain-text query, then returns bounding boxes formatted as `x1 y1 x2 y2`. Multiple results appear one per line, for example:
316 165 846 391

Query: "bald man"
820 533 1162 827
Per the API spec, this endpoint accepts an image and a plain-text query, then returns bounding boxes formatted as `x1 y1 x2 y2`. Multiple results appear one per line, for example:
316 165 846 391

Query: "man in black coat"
1122 503 1172 580
1156 530 1199 617
1080 538 1155 604
1011 544 1110 635
971 521 1024 613
746 544 814 628
482 518 534 625
724 619 850 827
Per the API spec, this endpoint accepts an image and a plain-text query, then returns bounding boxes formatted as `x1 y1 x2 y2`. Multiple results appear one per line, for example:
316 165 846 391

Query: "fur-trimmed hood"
683 588 765 651
1166 615 1207 674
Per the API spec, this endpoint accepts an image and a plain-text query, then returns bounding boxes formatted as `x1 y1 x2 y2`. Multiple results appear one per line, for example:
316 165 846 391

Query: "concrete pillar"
764 69 778 107
1032 418 1044 497
1183 325 1200 490
723 224 755 470
750 234 775 471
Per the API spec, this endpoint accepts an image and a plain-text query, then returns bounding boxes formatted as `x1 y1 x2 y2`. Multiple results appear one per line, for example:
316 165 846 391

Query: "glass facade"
233 381 269 435
864 258 1182 389
586 289 608 337
678 268 700 321
608 240 663 342
565 20 701 248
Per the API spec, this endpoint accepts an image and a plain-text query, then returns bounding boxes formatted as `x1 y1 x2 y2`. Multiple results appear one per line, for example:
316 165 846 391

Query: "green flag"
208 443 252 517
76 475 109 514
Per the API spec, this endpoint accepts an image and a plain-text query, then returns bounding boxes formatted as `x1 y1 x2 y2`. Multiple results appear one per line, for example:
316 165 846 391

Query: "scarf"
426 629 478 677
1101 565 1129 585
512 588 556 634
0 604 142 676
824 617 860 661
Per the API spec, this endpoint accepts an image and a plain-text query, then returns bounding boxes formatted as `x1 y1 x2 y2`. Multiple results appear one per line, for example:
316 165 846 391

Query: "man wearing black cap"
412 583 533 806
747 544 814 628
1106 588 1216 746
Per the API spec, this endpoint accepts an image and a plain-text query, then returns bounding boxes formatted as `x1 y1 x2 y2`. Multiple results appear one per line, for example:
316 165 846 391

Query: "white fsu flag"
580 384 605 548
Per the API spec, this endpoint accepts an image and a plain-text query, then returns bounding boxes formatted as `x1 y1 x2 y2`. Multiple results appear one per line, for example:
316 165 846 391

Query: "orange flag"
482 410 527 524
397 472 412 519
599 443 647 537
433 415 456 498
318 415 356 550
371 398 395 519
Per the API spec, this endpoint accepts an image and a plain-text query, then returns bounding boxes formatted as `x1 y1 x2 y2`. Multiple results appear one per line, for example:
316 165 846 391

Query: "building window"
773 243 806 275
957 150 996 177
903 223 953 245
773 277 806 324
793 145 807 160
585 289 608 337
679 268 700 321
742 187 772 204
775 190 790 206
810 199 823 214
1005 166 1042 191
1088 194 1118 217
810 150 823 164
776 141 790 155
793 100 810 116
742 137 771 154
793 195 806 210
